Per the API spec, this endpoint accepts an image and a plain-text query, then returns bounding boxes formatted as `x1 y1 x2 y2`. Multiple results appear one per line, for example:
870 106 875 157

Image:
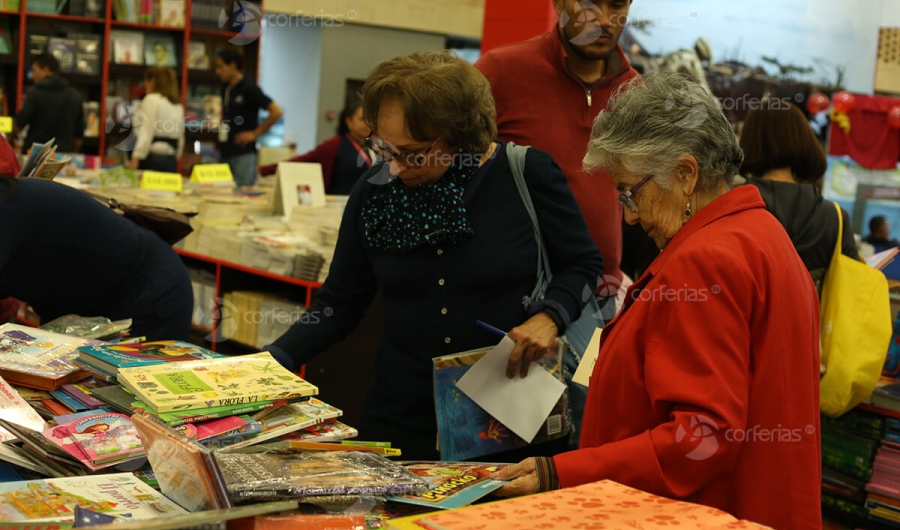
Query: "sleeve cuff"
265 343 298 373
534 457 560 492
527 299 570 335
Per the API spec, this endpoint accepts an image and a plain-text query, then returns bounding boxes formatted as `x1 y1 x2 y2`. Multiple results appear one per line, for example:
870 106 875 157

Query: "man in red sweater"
476 0 639 291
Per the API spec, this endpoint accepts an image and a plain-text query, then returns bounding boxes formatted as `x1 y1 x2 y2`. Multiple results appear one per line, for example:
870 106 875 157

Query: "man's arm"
254 101 283 138
14 89 36 131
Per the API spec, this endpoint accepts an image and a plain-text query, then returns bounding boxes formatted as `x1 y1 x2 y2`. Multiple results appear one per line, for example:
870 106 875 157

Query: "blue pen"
475 320 507 339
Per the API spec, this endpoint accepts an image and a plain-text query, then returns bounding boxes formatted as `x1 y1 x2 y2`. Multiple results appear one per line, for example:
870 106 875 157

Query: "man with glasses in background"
476 0 647 314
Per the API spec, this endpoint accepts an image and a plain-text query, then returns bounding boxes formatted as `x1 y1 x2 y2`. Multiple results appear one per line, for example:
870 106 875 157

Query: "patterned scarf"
362 161 478 254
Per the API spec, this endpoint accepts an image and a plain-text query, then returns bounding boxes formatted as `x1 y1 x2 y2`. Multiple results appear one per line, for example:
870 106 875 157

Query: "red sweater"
476 30 640 281
554 186 822 529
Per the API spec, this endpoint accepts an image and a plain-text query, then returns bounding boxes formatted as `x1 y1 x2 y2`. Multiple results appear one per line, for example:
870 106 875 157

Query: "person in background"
0 133 21 323
14 53 84 154
865 216 900 249
475 0 646 443
215 47 283 187
126 67 184 173
494 73 822 530
0 175 193 341
739 101 859 295
265 51 602 461
258 101 374 194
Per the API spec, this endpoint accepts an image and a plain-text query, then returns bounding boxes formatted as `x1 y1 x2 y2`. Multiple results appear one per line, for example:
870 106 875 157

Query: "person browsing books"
739 101 860 296
14 53 84 155
492 74 822 530
215 47 283 187
865 216 900 250
258 101 375 194
126 67 184 173
265 51 603 461
0 177 193 341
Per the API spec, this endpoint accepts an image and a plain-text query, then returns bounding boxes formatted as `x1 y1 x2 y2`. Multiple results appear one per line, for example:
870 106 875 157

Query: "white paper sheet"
455 336 566 443
572 328 603 388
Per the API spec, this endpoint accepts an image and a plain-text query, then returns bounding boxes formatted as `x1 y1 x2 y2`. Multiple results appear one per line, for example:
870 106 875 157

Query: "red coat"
258 135 341 187
554 185 822 530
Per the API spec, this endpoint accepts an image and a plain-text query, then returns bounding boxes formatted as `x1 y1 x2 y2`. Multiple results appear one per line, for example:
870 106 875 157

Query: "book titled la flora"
116 352 318 413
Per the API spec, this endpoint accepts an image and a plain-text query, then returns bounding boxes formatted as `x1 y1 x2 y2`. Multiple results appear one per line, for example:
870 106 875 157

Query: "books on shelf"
158 0 185 26
72 33 102 75
143 35 178 67
188 40 209 69
111 30 144 65
47 36 76 73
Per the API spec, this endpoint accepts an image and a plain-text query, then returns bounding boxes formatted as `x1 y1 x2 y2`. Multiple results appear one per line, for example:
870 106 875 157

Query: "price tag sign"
190 163 234 183
140 171 184 192
0 117 13 134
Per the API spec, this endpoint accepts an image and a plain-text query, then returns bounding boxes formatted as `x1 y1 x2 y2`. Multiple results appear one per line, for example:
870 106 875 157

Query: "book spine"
160 401 281 427
61 384 106 409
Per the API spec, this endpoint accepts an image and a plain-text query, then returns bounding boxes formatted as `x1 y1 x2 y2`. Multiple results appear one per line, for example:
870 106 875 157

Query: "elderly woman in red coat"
495 73 821 530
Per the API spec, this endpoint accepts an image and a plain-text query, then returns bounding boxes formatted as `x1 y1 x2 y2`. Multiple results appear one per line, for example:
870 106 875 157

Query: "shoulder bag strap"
832 202 843 260
505 141 552 304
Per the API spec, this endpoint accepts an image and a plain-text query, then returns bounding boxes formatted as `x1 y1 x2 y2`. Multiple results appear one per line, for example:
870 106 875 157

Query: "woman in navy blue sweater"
0 177 193 341
267 51 603 460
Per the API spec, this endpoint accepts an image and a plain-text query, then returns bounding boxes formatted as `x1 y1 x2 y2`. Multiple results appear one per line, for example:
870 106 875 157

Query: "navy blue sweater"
0 178 193 340
269 142 603 459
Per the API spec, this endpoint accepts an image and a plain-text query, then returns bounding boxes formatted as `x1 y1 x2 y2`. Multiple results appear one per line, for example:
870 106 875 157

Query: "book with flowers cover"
116 352 317 413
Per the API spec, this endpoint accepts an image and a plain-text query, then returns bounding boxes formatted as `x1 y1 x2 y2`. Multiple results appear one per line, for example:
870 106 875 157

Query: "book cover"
116 352 317 413
47 37 76 73
42 412 143 469
0 374 47 442
433 347 568 461
157 0 185 27
280 421 358 443
0 324 91 388
143 36 177 67
0 473 186 523
111 31 143 65
78 340 223 375
187 41 209 69
216 451 428 501
69 33 100 76
131 413 232 512
388 462 508 510
207 401 334 451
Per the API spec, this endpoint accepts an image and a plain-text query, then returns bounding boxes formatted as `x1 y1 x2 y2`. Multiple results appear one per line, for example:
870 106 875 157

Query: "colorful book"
215 451 428 502
433 346 569 461
388 462 508 510
280 421 358 443
77 340 224 376
0 324 92 390
208 399 340 452
0 473 186 523
41 412 144 470
116 352 317 413
131 413 233 512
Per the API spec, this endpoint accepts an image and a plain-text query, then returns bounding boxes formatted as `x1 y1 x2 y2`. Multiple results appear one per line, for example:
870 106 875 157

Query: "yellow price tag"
0 117 13 134
190 163 234 183
140 171 184 192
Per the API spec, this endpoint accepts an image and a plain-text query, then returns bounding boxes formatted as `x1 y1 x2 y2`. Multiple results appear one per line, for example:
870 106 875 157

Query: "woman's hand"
125 158 139 170
493 458 539 498
506 312 558 378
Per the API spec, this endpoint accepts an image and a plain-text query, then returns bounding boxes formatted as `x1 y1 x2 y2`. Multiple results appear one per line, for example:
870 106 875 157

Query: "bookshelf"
0 0 261 167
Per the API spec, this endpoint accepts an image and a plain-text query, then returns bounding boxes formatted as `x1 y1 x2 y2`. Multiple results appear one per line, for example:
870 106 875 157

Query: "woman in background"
259 102 374 194
127 67 184 173
739 100 859 295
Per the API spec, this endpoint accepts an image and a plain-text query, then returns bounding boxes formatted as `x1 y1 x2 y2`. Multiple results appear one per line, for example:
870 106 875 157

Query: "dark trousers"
139 154 178 173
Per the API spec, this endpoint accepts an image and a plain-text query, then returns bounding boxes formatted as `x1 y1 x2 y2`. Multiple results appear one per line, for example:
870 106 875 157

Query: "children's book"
0 473 186 523
131 413 233 512
116 352 317 413
433 346 569 461
0 324 93 390
78 501 299 530
78 340 224 376
388 462 508 510
42 412 144 470
279 421 358 443
208 399 340 452
215 451 428 502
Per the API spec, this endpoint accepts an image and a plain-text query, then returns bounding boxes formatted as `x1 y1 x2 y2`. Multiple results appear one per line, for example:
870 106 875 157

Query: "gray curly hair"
583 72 743 192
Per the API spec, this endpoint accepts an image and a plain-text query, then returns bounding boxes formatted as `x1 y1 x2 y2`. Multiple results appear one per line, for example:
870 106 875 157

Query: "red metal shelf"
111 20 185 31
0 9 20 14
24 12 104 22
175 248 323 289
857 402 900 420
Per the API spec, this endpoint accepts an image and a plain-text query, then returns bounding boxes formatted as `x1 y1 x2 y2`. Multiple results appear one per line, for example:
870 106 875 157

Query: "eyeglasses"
618 174 654 211
365 132 439 169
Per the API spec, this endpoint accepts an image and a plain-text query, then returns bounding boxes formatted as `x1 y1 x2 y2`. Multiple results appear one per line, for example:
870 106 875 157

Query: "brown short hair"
361 51 497 154
739 101 826 185
145 67 180 105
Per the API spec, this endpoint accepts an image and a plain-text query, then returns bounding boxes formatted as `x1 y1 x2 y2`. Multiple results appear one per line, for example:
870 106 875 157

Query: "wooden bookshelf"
0 0 262 160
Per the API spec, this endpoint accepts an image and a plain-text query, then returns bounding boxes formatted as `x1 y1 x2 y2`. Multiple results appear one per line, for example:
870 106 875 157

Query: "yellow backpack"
820 202 893 417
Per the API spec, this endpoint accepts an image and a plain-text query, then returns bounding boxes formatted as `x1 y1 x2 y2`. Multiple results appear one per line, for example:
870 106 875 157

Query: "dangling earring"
684 196 692 218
